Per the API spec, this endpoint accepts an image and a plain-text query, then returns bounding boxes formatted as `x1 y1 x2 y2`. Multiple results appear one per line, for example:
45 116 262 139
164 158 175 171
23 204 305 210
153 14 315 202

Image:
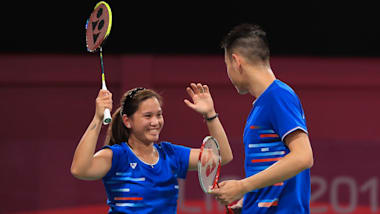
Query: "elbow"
70 165 85 179
302 154 314 170
71 167 89 180
307 155 314 169
70 166 80 178
221 153 233 166
306 149 314 169
70 164 101 181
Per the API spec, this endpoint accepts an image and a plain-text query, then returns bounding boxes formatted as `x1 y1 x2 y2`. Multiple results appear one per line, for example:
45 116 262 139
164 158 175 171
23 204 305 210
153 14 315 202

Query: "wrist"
203 109 216 118
204 112 218 122
92 115 103 124
239 178 251 194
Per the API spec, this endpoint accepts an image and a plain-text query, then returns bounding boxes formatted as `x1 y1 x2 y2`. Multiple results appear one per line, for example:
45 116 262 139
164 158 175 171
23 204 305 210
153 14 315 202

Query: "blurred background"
1 1 379 213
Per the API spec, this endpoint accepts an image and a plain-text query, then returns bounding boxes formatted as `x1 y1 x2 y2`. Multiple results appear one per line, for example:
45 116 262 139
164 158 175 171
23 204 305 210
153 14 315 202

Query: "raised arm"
184 83 233 170
70 89 113 180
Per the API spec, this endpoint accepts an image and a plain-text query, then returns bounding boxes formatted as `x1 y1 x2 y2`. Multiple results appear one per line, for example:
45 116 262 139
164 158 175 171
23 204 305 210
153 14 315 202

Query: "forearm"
241 151 311 193
205 112 233 165
240 131 313 194
71 117 103 175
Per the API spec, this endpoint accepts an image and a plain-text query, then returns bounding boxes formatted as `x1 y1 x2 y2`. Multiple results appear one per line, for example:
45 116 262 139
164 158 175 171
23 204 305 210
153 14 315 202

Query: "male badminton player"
210 23 314 214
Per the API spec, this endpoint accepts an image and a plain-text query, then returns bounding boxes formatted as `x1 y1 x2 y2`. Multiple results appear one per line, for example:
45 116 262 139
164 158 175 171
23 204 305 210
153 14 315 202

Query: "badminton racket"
198 136 233 214
85 1 112 125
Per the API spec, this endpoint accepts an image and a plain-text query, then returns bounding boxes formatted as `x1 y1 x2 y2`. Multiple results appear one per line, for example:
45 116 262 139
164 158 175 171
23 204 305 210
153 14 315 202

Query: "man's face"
224 51 247 95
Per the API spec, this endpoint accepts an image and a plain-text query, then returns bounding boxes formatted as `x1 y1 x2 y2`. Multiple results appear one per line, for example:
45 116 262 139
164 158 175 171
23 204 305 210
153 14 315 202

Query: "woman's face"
128 97 164 144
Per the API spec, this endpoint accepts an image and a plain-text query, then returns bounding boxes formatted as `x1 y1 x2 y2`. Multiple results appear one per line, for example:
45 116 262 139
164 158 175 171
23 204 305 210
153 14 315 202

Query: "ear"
231 53 243 73
122 115 132 128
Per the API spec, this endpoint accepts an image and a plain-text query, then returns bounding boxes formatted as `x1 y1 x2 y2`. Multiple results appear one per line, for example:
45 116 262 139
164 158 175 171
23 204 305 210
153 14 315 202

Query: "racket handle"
103 108 112 125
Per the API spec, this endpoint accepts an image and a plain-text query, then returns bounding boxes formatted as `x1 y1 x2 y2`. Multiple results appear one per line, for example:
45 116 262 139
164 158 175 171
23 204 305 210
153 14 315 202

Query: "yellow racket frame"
95 1 112 39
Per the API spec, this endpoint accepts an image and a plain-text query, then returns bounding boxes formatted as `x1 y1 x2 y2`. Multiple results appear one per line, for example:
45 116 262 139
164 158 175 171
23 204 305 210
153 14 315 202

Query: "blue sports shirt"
242 80 310 214
101 141 190 214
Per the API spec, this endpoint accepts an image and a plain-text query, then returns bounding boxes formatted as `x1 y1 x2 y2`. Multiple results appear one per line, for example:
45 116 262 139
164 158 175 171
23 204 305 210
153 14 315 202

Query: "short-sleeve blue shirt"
101 141 190 214
242 80 310 214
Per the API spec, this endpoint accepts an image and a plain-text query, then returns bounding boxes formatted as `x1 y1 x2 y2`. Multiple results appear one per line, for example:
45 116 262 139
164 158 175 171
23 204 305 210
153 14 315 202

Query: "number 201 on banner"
311 176 378 213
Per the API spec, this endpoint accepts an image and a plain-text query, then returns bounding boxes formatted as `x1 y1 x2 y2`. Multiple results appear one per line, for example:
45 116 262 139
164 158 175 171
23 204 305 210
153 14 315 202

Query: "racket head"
198 136 222 193
85 1 112 52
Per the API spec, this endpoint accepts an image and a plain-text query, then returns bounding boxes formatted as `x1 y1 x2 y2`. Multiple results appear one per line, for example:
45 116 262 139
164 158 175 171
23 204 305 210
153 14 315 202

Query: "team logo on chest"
130 162 137 169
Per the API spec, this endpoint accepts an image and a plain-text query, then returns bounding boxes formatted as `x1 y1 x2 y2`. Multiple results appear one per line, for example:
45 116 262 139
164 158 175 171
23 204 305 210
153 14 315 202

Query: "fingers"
236 197 244 206
183 99 195 110
196 83 204 93
196 83 208 94
230 203 242 209
210 181 240 206
215 197 230 205
204 85 210 94
99 89 110 96
189 83 198 94
218 181 226 187
186 87 195 98
185 83 214 115
96 89 113 110
209 188 218 195
189 83 209 94
209 186 229 205
98 89 112 100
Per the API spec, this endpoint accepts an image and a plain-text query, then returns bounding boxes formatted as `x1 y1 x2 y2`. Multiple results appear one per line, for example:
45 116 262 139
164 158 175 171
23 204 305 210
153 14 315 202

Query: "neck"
127 136 158 165
246 64 276 98
127 135 154 155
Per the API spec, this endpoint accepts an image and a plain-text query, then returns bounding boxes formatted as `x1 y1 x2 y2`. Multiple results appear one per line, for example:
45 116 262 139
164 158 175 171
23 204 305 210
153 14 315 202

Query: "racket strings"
97 7 103 18
198 138 221 193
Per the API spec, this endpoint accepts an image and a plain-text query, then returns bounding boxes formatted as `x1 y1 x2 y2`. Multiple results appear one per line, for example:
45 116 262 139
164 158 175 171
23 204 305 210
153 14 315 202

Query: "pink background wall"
1 54 379 213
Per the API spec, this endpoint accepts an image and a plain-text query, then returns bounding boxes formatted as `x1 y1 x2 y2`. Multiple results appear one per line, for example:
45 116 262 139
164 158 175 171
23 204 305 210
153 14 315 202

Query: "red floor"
11 201 379 214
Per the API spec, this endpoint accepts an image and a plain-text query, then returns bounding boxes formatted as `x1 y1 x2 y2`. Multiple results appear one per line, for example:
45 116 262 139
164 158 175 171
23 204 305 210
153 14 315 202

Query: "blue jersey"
101 141 190 214
242 80 310 214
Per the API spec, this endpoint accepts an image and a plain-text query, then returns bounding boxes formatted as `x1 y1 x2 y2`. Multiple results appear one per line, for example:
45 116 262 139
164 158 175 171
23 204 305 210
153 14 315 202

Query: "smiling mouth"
148 129 161 134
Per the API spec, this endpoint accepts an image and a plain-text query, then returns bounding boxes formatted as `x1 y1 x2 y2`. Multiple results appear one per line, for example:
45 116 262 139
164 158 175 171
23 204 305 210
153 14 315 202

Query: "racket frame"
85 1 112 53
197 136 222 193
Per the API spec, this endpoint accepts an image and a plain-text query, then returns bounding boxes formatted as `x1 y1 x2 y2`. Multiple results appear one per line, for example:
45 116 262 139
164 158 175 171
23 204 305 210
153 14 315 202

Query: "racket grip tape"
103 108 112 125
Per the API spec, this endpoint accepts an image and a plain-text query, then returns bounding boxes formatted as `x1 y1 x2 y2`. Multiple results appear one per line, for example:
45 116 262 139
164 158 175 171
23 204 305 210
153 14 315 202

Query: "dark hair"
104 87 163 146
221 23 270 63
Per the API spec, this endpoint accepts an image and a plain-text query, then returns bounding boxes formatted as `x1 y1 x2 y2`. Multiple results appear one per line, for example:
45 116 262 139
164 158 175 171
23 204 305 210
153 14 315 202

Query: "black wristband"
204 113 218 121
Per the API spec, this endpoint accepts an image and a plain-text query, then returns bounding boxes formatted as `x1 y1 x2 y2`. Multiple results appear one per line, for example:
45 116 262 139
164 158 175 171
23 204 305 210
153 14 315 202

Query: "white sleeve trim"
281 126 308 142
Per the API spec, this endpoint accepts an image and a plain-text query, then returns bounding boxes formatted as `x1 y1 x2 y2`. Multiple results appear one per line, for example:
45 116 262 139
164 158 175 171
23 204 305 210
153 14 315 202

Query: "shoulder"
270 80 296 96
157 141 172 147
156 141 175 153
102 143 125 151
92 147 113 166
101 143 128 158
266 80 299 103
156 141 191 155
96 147 113 156
158 141 190 150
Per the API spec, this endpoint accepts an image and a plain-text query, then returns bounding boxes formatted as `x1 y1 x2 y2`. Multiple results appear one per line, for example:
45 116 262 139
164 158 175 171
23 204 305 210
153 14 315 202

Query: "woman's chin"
147 134 160 142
